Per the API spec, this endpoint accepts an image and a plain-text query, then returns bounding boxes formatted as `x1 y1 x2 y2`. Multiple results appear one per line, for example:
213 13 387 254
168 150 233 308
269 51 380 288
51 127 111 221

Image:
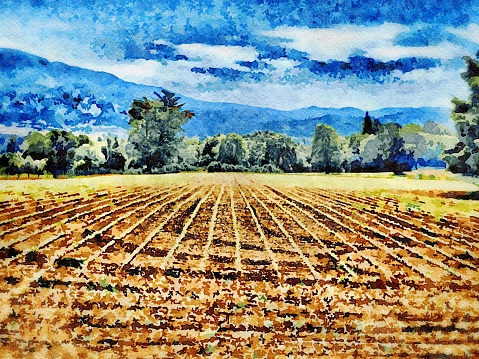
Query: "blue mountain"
0 48 452 140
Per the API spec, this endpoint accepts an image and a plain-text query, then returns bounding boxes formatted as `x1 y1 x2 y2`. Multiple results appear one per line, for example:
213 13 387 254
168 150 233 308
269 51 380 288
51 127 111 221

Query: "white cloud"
0 13 101 69
176 43 258 69
187 64 469 111
89 44 260 90
262 23 467 63
94 58 214 89
448 24 479 44
0 125 33 136
262 23 408 61
367 42 466 61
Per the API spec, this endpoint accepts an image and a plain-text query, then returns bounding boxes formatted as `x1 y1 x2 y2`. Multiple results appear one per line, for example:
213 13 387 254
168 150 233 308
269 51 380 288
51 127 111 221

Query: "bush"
207 162 248 172
207 161 222 172
249 164 282 173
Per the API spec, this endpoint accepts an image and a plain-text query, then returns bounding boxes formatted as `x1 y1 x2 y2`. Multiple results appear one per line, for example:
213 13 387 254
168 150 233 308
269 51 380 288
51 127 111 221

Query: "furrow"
245 185 322 280
264 186 400 279
293 188 467 280
6 188 174 295
199 185 224 271
0 189 143 248
80 186 192 274
276 186 443 280
0 196 83 229
236 184 280 275
121 186 211 270
312 188 477 270
230 186 242 272
1 189 160 266
257 185 358 277
159 186 216 271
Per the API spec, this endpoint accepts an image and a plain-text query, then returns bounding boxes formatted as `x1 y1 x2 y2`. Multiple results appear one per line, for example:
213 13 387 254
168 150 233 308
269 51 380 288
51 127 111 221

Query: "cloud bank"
0 0 478 110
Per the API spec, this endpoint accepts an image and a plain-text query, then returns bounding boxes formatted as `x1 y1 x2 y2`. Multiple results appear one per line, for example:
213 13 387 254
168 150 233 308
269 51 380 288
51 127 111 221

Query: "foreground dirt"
0 173 478 358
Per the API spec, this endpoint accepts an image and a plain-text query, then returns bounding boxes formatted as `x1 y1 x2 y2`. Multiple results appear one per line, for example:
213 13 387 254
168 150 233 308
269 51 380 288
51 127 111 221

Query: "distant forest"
1 54 479 178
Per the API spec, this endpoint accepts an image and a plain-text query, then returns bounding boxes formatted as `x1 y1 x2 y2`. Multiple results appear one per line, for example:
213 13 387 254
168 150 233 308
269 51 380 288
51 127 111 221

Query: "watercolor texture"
0 0 478 358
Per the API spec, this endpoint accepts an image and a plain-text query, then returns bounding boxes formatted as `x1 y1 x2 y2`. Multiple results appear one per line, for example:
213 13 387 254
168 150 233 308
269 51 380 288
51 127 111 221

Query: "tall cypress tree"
362 111 374 135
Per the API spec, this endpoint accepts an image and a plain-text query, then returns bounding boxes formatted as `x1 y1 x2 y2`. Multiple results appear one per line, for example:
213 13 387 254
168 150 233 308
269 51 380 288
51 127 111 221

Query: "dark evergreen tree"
362 111 374 135
362 123 415 174
197 136 221 167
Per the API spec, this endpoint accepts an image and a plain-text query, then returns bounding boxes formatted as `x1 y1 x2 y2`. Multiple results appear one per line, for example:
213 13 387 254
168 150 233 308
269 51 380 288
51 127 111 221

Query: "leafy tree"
47 130 90 177
361 123 415 174
197 135 221 167
23 130 89 177
6 135 21 153
311 124 342 173
21 156 46 177
101 137 126 172
21 132 50 161
422 120 451 135
177 137 200 169
0 135 22 176
399 124 427 168
74 144 104 175
127 90 194 173
264 134 299 172
445 53 479 176
4 153 23 177
244 131 301 172
217 133 246 165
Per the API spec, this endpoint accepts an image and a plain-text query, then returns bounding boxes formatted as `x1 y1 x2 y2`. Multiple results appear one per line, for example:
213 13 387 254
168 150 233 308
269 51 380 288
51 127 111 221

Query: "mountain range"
0 48 453 142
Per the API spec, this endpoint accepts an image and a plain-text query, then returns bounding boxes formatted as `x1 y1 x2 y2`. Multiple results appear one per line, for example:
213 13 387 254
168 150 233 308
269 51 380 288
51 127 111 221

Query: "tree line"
1 55 478 178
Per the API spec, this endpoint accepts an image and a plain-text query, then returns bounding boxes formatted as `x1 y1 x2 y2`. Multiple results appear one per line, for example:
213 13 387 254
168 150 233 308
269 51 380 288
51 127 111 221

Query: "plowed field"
0 173 478 358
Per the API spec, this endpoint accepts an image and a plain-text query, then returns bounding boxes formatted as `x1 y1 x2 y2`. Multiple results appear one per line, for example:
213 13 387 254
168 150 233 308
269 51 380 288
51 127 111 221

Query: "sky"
1 0 479 111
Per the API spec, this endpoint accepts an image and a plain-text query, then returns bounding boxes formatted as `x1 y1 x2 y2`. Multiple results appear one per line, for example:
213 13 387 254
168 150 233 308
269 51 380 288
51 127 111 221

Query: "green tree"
362 123 415 174
21 132 51 161
74 144 104 175
177 137 200 169
197 135 221 167
101 137 126 172
21 156 46 177
6 135 21 153
23 130 90 177
311 124 342 173
127 90 194 173
47 130 90 177
264 134 299 172
217 133 245 165
445 54 479 176
244 131 301 172
4 153 23 177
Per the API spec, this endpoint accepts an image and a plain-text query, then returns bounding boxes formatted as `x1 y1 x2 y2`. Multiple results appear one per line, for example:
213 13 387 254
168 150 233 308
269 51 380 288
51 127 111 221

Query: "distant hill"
0 48 453 141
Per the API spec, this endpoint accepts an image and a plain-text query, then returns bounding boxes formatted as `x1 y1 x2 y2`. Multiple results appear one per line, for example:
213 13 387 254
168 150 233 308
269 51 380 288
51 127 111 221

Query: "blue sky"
1 0 479 110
